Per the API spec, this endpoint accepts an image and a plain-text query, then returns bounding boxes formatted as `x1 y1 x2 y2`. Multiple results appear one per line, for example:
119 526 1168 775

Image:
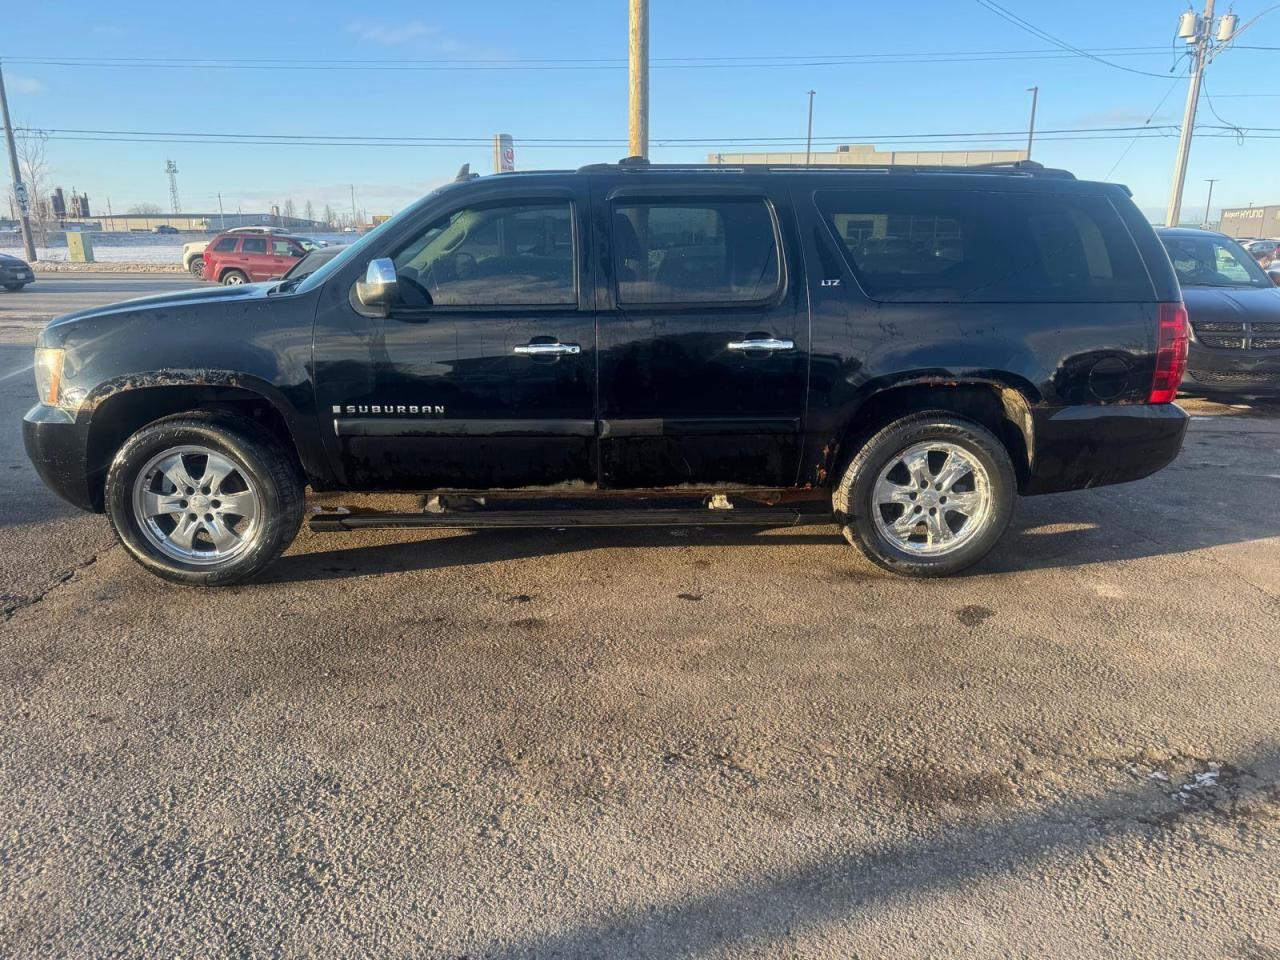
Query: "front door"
266 237 303 279
312 187 596 490
595 183 809 488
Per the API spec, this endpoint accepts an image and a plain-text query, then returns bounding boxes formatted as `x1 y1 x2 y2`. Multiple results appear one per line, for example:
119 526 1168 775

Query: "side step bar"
310 507 827 533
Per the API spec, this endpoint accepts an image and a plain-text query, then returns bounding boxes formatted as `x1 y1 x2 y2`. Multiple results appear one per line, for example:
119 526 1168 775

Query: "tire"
832 411 1015 577
221 269 248 286
189 258 206 279
105 414 304 586
3 282 25 292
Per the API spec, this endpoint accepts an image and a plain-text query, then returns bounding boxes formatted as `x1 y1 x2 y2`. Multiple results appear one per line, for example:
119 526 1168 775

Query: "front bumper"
1023 403 1188 495
1183 343 1280 393
23 403 100 512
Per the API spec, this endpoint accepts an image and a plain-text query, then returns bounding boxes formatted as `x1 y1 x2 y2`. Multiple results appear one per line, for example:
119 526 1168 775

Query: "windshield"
294 184 454 295
1162 234 1272 289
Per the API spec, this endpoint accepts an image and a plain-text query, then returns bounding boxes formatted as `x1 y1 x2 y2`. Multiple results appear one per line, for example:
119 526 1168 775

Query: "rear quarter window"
212 237 238 252
815 189 1152 303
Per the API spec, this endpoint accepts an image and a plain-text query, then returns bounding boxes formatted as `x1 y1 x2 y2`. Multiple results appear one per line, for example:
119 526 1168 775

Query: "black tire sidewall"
843 416 1015 576
105 418 302 586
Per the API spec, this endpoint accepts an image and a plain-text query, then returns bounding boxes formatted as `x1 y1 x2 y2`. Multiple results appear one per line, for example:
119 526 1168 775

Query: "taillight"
1149 301 1188 404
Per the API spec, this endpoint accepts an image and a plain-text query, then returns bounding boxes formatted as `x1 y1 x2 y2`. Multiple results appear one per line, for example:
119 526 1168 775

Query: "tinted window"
212 237 237 252
1161 234 1272 289
613 200 779 304
816 189 1152 303
394 201 575 306
241 238 267 254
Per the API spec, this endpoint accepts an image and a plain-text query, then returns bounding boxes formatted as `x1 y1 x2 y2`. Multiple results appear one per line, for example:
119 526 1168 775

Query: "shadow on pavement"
478 742 1278 959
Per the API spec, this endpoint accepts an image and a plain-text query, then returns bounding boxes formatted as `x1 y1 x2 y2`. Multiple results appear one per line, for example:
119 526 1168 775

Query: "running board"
310 507 825 533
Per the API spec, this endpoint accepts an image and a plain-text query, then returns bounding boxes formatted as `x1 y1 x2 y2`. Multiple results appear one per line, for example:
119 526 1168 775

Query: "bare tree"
127 203 163 215
303 199 315 224
7 126 52 245
282 197 297 221
322 203 336 228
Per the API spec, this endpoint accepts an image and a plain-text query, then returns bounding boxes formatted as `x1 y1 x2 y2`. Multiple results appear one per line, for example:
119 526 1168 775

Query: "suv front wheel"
105 415 304 585
833 412 1015 577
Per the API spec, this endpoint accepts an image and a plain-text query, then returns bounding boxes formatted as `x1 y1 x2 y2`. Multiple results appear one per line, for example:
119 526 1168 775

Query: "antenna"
165 159 180 214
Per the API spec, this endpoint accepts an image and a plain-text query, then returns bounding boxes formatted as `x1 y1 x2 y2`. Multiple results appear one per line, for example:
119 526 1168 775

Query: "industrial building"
57 212 328 233
707 143 1029 167
1217 205 1280 240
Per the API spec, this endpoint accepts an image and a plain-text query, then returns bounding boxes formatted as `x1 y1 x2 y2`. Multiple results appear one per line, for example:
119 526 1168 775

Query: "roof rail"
575 157 1076 179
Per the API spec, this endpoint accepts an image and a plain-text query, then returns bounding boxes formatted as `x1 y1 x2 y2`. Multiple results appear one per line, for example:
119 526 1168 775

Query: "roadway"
1 277 1278 958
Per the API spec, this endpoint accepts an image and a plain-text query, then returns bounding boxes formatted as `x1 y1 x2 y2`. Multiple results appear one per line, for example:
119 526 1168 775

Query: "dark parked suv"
1158 228 1280 394
24 159 1189 585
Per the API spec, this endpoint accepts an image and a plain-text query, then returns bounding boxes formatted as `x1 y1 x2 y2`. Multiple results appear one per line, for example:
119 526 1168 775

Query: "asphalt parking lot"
1 276 1278 958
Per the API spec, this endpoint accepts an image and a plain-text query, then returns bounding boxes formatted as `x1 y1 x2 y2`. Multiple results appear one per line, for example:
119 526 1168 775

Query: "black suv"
24 159 1189 585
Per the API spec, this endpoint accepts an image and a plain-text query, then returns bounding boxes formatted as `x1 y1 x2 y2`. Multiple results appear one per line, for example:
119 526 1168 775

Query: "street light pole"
1203 178 1219 228
805 90 816 165
0 62 37 262
628 0 649 159
1025 86 1039 160
1166 0 1215 227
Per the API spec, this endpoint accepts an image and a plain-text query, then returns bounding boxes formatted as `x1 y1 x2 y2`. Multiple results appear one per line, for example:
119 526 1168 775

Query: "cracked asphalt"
1 277 1278 958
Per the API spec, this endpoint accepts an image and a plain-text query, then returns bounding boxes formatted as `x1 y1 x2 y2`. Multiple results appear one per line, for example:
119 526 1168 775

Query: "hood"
0 253 29 266
44 281 277 332
1181 284 1280 325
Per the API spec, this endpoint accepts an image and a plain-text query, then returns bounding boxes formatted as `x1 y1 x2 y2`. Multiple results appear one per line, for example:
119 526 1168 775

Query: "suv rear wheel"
220 269 248 285
105 415 304 585
833 411 1015 577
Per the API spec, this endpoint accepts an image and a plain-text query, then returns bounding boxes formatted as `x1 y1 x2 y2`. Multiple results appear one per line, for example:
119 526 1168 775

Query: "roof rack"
575 157 1075 180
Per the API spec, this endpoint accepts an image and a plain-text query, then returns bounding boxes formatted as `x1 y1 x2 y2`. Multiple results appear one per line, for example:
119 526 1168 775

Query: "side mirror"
356 258 398 307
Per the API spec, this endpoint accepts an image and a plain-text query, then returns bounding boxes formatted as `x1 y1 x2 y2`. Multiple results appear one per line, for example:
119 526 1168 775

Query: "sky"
5 0 1279 224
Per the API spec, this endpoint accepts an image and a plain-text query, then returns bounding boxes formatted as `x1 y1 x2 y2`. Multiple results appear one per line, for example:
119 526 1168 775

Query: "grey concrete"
1 283 1277 958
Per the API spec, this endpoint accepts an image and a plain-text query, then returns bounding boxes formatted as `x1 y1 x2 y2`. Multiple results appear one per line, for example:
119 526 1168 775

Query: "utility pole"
0 62 37 262
1167 0 1216 227
628 0 649 159
106 197 113 232
217 192 225 230
349 184 357 228
1202 178 1219 228
1025 86 1039 160
805 90 816 165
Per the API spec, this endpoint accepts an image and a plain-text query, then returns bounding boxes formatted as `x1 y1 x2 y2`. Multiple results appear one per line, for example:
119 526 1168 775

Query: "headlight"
34 348 64 405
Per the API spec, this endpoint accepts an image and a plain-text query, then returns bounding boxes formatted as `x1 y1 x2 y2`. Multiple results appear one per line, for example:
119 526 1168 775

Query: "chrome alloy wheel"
131 445 262 565
870 440 992 556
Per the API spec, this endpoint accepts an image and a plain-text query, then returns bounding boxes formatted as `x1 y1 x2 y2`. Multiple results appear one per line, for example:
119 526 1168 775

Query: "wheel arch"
825 377 1036 493
82 375 328 510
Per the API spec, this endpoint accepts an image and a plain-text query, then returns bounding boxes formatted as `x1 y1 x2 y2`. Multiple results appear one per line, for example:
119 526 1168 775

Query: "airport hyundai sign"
1217 204 1280 239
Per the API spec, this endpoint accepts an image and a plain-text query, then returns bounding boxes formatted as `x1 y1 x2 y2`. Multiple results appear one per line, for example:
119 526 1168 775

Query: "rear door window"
612 199 780 305
815 189 1152 302
241 237 268 255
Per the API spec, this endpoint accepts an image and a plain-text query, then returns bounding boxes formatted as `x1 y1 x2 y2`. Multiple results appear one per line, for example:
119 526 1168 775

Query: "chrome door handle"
514 342 581 356
726 337 794 353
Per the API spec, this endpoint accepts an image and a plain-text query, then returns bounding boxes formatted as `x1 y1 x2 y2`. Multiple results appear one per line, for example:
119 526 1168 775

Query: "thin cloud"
1072 108 1173 127
8 75 45 95
345 19 443 47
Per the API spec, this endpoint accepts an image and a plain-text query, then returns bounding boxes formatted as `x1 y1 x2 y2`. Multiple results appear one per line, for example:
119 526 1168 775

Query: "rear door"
238 236 273 280
594 178 809 487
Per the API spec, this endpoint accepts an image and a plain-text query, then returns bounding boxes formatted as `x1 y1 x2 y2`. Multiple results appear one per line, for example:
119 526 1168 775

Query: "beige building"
708 143 1029 167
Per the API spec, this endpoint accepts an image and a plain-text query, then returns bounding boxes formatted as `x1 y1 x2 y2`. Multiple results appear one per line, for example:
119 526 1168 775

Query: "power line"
972 0 1188 79
1 47 1195 72
1103 80 1184 180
